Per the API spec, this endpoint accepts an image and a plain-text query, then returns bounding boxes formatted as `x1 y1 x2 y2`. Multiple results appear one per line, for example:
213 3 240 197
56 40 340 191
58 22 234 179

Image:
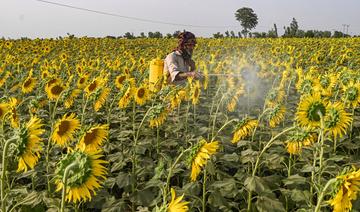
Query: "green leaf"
255 196 286 212
220 153 239 162
244 176 269 194
282 174 307 186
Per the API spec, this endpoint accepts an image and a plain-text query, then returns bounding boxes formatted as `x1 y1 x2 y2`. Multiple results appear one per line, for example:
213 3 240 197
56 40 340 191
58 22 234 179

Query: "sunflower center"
51 85 64 96
194 88 199 98
137 88 145 98
88 81 97 92
23 79 32 88
117 76 126 84
47 79 57 87
79 78 85 84
346 87 358 101
325 108 340 128
0 108 3 117
307 102 326 121
57 120 71 136
83 129 98 145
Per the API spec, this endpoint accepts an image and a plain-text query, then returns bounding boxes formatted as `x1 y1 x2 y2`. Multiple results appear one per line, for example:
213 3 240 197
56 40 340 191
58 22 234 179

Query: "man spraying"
163 31 202 84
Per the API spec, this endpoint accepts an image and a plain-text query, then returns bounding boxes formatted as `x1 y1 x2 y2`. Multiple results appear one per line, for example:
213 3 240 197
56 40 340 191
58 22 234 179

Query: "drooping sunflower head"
285 127 317 155
191 80 201 105
0 102 9 120
77 74 89 89
324 102 352 138
267 104 286 128
115 75 127 90
15 116 45 172
232 118 258 143
148 104 169 128
94 87 111 112
51 113 81 147
296 75 317 95
296 93 327 129
85 78 103 96
8 97 20 128
64 89 81 109
77 124 109 151
187 139 219 181
55 149 108 203
265 88 285 107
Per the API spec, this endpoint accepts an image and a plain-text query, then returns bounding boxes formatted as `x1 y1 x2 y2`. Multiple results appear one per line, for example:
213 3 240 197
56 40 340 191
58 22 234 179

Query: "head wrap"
175 31 196 62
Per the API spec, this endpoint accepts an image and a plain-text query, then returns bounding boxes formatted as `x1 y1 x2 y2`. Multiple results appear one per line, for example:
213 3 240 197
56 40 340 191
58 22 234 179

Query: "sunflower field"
0 37 360 212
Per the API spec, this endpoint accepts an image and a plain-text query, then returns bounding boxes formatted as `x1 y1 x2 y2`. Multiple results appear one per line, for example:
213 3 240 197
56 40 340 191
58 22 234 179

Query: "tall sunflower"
329 168 360 212
51 113 81 146
77 74 89 89
85 78 104 96
55 149 108 203
296 93 327 129
134 85 149 106
77 124 109 151
232 118 258 143
16 116 45 172
118 86 133 109
94 87 111 112
324 102 352 138
115 75 127 90
21 76 37 94
168 188 189 212
188 139 219 181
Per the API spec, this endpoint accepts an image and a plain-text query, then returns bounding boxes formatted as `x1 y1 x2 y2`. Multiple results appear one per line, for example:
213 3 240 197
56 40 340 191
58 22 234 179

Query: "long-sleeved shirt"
163 50 191 83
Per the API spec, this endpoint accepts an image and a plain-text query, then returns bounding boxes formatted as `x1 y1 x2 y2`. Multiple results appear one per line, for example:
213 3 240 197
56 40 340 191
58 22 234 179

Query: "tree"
172 30 181 38
139 32 146 38
123 32 135 39
283 18 299 37
225 30 230 37
230 31 236 38
213 32 224 38
235 7 258 38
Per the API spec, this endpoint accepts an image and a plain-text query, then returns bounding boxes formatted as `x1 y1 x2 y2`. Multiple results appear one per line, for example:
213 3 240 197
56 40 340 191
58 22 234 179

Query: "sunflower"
168 188 189 212
45 78 61 93
0 71 11 88
296 75 317 95
77 124 109 151
149 104 169 128
191 80 201 105
329 168 360 212
232 118 258 143
55 149 107 203
134 85 149 106
46 82 65 100
267 104 286 128
41 70 51 79
8 97 19 128
296 93 326 129
64 89 81 109
118 86 133 109
115 75 127 90
265 88 285 107
21 76 37 94
169 91 182 110
0 103 9 120
51 113 81 146
16 116 45 172
342 81 360 108
85 78 103 96
94 87 111 112
188 139 219 181
285 128 317 155
324 102 352 138
77 74 89 89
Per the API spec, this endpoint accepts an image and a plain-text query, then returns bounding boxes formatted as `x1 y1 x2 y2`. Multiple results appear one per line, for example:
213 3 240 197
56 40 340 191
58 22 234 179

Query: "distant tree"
148 32 154 38
333 31 349 38
305 30 315 38
283 18 299 37
123 32 135 39
274 23 278 37
153 31 163 38
267 24 278 38
225 31 230 37
140 32 146 38
230 31 236 38
165 33 172 38
213 32 224 38
235 7 258 38
237 32 242 38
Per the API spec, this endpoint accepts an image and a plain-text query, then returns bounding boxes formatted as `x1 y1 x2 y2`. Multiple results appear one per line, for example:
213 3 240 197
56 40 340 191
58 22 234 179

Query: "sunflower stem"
314 178 336 212
318 112 325 179
60 162 78 212
211 118 237 142
80 96 89 126
202 169 207 212
211 93 226 140
1 137 17 212
247 126 295 211
163 148 190 206
156 126 160 155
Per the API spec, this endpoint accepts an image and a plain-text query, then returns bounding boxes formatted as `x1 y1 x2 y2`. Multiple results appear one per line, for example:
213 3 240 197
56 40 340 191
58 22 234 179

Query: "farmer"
164 31 202 84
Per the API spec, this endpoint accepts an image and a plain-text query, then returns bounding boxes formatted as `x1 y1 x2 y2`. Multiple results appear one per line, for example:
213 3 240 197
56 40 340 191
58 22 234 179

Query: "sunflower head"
77 124 109 151
296 94 326 129
167 188 189 212
325 102 352 138
149 104 168 128
134 85 149 106
232 118 258 143
55 149 108 203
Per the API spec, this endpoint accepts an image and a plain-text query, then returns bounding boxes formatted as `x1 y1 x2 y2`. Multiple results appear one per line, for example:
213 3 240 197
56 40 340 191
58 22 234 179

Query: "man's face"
184 38 197 53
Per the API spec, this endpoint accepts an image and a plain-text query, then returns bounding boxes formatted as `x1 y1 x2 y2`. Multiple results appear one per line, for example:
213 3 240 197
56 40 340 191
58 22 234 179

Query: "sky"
1 0 360 38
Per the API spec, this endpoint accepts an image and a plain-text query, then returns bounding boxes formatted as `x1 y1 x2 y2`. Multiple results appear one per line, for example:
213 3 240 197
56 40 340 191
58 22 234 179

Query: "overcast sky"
1 0 359 38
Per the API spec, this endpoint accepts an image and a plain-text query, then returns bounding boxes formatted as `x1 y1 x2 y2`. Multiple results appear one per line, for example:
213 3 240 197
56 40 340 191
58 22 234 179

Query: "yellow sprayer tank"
149 58 164 92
